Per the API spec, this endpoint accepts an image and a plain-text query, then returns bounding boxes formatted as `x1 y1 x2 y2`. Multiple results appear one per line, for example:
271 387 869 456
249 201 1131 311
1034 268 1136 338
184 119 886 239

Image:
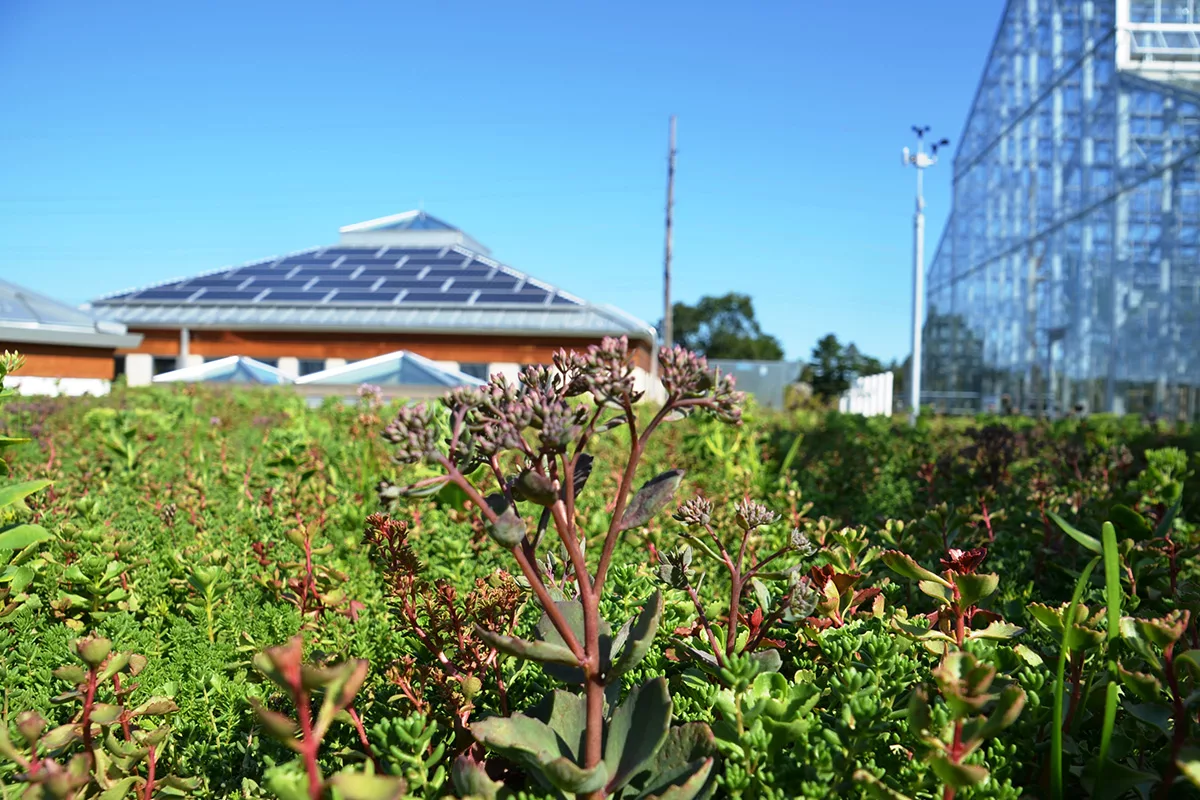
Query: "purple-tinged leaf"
619 470 686 532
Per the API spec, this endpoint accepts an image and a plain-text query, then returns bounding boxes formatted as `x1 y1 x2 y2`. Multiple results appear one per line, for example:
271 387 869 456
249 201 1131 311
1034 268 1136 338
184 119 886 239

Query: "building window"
298 359 324 376
256 357 279 368
152 357 176 376
459 362 489 381
113 356 126 378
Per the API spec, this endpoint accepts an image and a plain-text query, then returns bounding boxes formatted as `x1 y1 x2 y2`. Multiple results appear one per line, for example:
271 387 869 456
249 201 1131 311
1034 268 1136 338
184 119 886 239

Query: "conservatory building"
924 0 1200 418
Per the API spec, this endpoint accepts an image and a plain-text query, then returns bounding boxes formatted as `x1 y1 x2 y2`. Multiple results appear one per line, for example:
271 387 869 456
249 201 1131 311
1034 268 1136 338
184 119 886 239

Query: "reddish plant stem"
593 400 642 593
346 707 384 774
943 721 964 800
113 674 133 741
1062 653 1085 733
981 498 994 542
438 457 583 660
726 571 743 660
1166 535 1178 596
684 583 725 668
1157 643 1188 800
142 745 157 800
80 668 98 757
295 688 322 800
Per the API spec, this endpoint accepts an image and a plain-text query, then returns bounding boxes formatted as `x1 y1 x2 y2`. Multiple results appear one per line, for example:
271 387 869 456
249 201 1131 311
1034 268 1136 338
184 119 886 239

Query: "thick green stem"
1052 556 1100 800
1098 522 1122 770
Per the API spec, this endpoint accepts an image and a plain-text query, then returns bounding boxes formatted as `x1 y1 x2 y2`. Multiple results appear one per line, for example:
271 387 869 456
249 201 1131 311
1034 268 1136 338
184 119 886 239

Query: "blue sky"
0 1 1005 361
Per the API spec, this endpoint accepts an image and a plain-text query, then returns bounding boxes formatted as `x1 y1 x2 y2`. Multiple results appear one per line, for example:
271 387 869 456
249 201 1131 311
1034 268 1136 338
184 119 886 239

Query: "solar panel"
244 279 309 289
338 265 397 275
195 289 261 302
278 254 336 263
133 288 199 301
184 275 247 287
475 292 548 304
259 290 327 302
320 248 384 257
293 266 347 276
311 278 367 289
231 265 285 277
552 295 581 305
422 270 475 282
398 290 473 303
329 291 399 303
378 278 430 289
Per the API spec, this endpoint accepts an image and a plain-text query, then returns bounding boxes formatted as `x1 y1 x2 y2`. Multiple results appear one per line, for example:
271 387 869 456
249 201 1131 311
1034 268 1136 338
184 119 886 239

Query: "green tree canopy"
802 333 890 400
663 293 784 361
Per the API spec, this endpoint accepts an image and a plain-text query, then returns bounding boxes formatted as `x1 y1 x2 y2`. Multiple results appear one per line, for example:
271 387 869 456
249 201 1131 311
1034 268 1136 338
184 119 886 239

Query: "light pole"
901 126 948 425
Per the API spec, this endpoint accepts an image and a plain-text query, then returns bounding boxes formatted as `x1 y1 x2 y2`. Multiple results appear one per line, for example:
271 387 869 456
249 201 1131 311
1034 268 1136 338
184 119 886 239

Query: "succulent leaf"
929 756 988 789
475 626 580 667
620 470 686 531
880 551 951 587
603 678 672 793
951 572 999 608
610 591 663 679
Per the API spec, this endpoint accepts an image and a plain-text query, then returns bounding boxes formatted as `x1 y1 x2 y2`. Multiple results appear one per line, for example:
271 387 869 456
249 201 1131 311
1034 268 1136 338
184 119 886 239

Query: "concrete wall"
5 376 111 397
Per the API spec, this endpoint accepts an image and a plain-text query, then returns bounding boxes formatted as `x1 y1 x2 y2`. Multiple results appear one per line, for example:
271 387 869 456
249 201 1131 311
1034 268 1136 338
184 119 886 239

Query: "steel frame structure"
925 0 1200 418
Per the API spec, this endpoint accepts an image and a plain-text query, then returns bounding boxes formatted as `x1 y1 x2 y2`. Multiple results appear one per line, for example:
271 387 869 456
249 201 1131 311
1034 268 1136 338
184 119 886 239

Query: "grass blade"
1097 521 1122 768
1046 510 1102 554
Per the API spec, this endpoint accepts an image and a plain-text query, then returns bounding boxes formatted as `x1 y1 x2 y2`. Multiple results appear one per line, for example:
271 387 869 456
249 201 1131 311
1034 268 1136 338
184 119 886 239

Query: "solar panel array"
102 246 583 308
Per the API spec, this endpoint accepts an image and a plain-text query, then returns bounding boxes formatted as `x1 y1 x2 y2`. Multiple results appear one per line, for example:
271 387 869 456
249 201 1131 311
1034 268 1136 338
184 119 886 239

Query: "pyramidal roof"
296 350 485 388
338 210 458 234
152 356 293 385
89 212 654 342
1 278 142 350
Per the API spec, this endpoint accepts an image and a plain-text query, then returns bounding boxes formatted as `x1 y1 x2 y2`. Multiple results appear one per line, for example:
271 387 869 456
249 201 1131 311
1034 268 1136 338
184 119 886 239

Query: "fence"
707 359 803 410
838 372 894 417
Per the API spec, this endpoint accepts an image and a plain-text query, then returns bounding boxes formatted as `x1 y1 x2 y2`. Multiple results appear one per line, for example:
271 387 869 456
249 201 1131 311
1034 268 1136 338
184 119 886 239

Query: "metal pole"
910 145 925 426
663 115 676 351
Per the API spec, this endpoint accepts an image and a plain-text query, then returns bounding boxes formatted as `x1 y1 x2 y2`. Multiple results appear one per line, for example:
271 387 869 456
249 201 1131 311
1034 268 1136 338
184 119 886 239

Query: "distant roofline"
295 349 486 386
1 277 143 350
338 209 455 233
152 355 292 383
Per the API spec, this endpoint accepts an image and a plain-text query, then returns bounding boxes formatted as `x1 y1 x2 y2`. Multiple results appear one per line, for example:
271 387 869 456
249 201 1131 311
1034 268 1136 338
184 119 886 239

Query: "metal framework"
925 0 1200 418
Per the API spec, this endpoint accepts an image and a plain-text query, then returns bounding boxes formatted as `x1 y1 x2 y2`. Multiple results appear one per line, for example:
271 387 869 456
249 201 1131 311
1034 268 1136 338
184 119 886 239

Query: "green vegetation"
1 342 1200 799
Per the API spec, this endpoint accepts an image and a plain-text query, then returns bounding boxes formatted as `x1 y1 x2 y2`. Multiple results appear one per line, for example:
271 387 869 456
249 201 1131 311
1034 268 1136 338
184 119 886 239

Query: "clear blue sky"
0 1 1005 362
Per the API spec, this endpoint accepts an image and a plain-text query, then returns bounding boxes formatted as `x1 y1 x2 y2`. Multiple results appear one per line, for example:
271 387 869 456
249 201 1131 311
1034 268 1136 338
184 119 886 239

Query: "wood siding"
120 329 652 368
0 343 116 379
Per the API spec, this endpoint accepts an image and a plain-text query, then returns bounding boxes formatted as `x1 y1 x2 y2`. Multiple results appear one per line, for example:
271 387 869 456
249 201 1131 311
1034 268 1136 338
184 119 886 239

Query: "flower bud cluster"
735 498 778 531
784 573 819 620
381 403 442 464
673 496 713 527
657 345 744 423
383 337 744 467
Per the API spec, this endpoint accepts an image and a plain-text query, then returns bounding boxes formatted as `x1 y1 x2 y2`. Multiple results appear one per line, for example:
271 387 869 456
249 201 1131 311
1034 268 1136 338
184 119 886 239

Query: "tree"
663 293 784 360
802 333 888 401
806 334 851 400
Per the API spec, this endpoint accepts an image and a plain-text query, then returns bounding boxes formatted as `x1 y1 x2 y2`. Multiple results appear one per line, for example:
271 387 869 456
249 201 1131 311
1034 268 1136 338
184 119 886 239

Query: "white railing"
838 372 894 417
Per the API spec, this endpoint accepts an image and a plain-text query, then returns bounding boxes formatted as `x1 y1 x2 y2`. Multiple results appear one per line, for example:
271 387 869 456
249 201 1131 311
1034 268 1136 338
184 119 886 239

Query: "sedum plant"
250 636 406 800
378 337 741 799
0 636 194 799
0 351 55 620
662 496 819 675
906 651 1026 800
882 547 1021 652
